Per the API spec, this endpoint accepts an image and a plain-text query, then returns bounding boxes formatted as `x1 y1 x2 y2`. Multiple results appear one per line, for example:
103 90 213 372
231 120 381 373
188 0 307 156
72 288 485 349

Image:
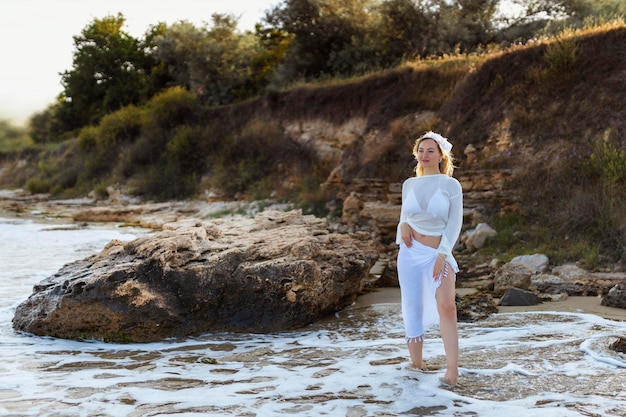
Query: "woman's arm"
437 180 463 260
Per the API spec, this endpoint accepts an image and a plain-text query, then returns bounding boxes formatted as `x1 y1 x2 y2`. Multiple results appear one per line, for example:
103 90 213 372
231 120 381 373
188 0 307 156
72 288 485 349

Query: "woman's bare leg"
436 268 458 384
407 339 423 369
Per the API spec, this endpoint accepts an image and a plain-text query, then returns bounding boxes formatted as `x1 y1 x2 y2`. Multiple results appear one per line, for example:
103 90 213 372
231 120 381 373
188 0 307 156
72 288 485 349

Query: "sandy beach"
355 287 626 322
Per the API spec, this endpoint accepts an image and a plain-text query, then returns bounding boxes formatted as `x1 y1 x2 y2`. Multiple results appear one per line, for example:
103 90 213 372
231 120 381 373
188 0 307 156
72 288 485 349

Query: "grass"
0 120 33 154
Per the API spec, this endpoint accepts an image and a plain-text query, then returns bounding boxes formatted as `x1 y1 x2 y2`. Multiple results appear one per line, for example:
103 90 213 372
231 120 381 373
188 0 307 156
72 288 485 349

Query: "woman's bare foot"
439 371 458 386
406 362 423 372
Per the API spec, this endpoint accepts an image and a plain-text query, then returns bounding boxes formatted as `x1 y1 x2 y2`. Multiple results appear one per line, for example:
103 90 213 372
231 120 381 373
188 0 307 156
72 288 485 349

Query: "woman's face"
417 139 442 170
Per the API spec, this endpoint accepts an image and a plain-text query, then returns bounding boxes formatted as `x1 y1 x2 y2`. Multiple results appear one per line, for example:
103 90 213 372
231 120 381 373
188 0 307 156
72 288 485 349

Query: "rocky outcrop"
533 265 622 297
12 210 378 342
602 283 626 309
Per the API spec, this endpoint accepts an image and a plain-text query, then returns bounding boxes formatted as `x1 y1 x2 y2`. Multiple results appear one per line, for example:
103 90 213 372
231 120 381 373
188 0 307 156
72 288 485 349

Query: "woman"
396 131 463 386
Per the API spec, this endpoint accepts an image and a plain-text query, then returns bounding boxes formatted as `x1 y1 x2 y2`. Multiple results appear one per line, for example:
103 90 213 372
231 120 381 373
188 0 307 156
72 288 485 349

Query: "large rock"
499 287 541 307
462 223 497 252
552 264 588 281
601 283 626 309
510 254 549 274
494 263 532 295
456 292 498 321
12 210 378 342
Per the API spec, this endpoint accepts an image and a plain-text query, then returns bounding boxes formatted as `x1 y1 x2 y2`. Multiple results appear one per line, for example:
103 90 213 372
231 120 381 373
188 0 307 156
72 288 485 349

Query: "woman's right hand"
400 223 414 247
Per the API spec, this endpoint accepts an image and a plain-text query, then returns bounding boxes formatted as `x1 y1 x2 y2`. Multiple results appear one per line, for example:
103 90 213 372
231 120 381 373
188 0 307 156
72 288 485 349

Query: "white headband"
420 131 452 153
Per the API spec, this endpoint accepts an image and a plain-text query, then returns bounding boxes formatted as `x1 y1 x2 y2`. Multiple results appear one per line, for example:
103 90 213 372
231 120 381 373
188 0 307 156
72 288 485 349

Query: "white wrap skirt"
397 239 458 343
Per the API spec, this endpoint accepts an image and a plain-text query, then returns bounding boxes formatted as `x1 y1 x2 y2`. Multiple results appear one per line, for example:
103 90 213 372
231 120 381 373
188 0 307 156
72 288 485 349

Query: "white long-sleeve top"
395 174 463 261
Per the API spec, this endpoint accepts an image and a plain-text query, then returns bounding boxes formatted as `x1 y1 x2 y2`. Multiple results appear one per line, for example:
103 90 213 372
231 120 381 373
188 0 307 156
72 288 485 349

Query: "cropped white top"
395 174 463 260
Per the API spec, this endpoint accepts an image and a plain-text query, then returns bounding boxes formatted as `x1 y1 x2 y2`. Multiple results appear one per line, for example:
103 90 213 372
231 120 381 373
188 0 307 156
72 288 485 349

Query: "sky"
0 0 280 126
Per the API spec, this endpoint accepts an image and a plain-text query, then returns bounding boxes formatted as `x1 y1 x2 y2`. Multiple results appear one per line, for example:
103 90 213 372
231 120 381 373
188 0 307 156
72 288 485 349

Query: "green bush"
25 177 51 194
208 118 314 197
96 105 143 151
128 87 201 169
583 138 626 259
587 139 626 187
507 134 626 266
143 87 200 130
77 125 99 152
544 28 579 75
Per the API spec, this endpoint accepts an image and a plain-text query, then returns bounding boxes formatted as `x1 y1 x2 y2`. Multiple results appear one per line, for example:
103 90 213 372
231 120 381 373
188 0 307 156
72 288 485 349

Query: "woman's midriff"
411 230 442 249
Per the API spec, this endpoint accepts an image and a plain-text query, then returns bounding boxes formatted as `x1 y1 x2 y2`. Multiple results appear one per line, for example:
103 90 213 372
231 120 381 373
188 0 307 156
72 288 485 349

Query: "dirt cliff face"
267 27 626 269
275 27 625 203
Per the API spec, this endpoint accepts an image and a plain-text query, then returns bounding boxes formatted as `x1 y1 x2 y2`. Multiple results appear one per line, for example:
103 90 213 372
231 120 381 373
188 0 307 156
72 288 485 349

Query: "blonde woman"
396 131 463 386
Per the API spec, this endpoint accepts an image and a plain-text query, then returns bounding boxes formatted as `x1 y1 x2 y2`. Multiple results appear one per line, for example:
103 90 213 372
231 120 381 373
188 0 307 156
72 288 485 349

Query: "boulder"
509 254 549 274
378 260 399 288
12 210 378 343
462 223 497 252
358 201 401 244
494 263 532 295
499 287 541 307
532 273 564 287
341 191 363 231
456 292 498 322
538 292 568 302
552 264 588 281
601 283 626 309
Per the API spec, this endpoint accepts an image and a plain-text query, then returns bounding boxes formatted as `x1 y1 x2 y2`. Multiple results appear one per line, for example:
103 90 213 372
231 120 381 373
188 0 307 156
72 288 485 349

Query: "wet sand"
356 287 626 322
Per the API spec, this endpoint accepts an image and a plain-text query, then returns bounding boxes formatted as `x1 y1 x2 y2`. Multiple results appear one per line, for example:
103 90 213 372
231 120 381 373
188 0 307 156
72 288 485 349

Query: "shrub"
143 87 200 131
77 125 99 152
582 138 626 259
509 134 626 266
25 177 51 194
544 28 579 76
209 118 315 197
96 105 143 151
129 87 201 170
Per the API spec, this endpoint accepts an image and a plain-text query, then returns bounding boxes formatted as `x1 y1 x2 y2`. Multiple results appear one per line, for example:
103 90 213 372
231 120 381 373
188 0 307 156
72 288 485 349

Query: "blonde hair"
412 136 455 177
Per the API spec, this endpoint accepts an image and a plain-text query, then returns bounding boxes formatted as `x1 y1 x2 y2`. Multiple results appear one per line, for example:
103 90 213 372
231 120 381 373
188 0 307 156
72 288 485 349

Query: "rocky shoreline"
2 188 624 343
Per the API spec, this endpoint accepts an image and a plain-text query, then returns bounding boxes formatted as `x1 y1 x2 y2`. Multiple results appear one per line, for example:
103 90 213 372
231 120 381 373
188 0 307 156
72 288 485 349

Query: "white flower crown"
420 131 452 153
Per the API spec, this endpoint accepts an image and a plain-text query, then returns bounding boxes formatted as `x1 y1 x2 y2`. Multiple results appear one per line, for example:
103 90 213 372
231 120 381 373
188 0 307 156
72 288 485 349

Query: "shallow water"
1 216 625 417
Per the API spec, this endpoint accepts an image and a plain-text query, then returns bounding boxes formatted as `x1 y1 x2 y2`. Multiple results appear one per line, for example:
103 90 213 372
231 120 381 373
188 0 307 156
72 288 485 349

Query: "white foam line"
460 362 541 377
580 334 626 368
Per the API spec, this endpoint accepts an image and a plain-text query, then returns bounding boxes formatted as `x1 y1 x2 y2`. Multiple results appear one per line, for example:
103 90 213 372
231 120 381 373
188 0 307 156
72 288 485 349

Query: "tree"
262 0 375 83
156 14 259 105
496 0 591 40
250 24 293 92
374 0 432 64
58 14 153 130
137 23 175 103
453 0 499 51
28 103 65 144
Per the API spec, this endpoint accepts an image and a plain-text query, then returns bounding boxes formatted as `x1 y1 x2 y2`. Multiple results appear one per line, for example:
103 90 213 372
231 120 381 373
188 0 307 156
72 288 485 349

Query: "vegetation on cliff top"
0 1 624 267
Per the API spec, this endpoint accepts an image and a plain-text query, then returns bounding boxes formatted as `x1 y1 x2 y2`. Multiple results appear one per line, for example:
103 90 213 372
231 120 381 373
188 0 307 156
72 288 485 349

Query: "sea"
1 215 625 417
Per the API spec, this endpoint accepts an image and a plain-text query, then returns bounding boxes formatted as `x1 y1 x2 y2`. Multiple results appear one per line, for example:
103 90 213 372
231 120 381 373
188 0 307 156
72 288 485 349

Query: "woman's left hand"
433 255 448 281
